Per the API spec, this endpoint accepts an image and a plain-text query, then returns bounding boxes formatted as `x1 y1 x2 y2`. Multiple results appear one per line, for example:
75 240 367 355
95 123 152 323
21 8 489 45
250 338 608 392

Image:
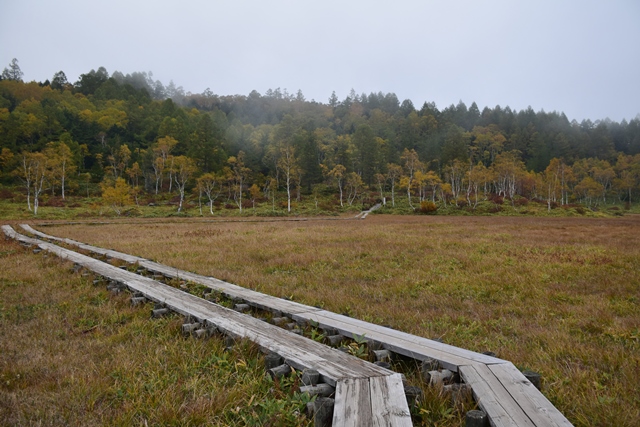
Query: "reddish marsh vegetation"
15 215 640 425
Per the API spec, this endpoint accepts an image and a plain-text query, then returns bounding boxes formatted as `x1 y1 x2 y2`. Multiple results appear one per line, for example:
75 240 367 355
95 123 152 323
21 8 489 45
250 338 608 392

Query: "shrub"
455 198 467 208
489 194 504 205
0 188 14 199
419 201 438 214
575 206 586 215
319 202 336 211
279 200 298 210
122 207 143 217
41 197 65 207
514 197 529 207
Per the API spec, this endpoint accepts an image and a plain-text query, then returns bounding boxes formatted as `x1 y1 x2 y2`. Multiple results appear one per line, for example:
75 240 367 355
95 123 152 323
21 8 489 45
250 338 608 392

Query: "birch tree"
249 184 261 211
374 172 386 204
197 173 222 214
614 153 640 205
401 149 420 208
107 144 131 179
277 145 300 213
173 155 197 212
18 152 48 215
43 141 76 200
346 172 364 206
228 151 249 213
544 158 563 211
386 163 402 207
127 161 142 205
152 136 177 192
328 164 346 207
492 151 525 203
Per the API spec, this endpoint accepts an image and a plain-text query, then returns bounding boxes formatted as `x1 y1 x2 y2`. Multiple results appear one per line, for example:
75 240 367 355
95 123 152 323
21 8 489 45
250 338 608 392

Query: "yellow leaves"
399 176 411 190
328 164 346 180
249 184 261 200
79 109 94 122
78 103 128 132
0 107 9 123
0 147 14 170
101 177 132 215
173 155 197 181
155 136 178 156
96 108 128 130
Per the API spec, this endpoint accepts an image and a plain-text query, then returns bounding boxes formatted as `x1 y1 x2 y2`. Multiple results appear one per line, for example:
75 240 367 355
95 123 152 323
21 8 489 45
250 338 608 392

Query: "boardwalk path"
10 224 573 427
4 225 410 426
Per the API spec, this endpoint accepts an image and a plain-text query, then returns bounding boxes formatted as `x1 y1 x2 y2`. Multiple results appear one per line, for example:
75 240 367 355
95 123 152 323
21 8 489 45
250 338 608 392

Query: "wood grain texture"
489 363 573 427
459 363 535 427
370 374 413 427
333 377 372 427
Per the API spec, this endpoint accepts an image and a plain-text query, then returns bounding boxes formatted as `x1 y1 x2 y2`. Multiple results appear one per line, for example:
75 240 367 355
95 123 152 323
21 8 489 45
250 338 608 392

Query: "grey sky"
1 0 639 122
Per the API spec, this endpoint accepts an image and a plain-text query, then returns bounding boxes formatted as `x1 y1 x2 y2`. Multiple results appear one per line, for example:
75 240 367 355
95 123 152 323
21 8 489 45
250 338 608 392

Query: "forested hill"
1 64 640 213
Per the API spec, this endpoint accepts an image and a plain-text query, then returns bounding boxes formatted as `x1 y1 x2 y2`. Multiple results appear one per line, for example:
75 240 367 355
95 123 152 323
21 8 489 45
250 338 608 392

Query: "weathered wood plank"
332 377 373 427
459 364 536 427
296 310 505 370
370 374 413 427
142 263 319 315
489 363 572 427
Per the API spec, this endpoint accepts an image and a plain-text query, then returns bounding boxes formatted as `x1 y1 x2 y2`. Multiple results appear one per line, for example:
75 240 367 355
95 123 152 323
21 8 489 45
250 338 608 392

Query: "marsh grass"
0 238 312 427
40 215 640 426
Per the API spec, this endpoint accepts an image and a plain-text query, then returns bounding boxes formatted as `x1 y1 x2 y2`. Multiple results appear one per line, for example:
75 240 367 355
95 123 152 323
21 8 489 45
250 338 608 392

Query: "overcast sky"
1 0 639 123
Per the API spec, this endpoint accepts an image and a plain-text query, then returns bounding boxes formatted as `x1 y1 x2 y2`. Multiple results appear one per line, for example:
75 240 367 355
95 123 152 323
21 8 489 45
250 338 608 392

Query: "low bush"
419 200 438 214
514 197 529 207
489 194 504 205
0 188 14 199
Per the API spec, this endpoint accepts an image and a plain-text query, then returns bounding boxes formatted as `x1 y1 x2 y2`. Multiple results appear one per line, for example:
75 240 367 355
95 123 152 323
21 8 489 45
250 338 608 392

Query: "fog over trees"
1 61 640 213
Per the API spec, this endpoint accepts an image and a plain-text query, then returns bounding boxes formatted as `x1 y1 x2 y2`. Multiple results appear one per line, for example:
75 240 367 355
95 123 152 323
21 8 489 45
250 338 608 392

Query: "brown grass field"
2 214 640 426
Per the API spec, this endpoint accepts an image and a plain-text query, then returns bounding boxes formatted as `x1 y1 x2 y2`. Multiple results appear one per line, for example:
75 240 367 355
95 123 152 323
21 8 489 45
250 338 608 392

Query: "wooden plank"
295 310 505 371
459 364 535 427
140 262 320 315
370 374 413 427
489 363 572 427
333 377 373 427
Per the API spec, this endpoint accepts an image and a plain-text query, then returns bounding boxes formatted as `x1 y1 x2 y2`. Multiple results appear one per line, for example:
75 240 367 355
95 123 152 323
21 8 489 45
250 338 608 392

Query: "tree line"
1 59 640 215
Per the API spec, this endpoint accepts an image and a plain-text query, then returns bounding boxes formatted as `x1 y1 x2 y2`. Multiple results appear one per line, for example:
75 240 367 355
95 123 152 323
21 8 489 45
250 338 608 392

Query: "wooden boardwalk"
5 225 411 426
13 224 573 427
